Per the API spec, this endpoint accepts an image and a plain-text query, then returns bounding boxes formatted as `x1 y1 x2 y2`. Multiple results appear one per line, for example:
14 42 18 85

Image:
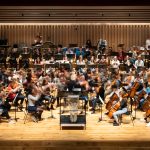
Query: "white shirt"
134 60 144 68
111 60 120 68
28 94 40 106
146 39 150 50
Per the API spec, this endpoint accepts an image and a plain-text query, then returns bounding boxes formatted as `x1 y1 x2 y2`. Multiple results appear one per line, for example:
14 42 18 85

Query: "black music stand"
13 93 19 122
98 95 105 122
60 63 71 70
87 64 97 69
98 54 107 59
117 44 124 48
55 54 63 61
111 52 119 56
125 52 133 57
21 53 30 59
66 54 75 59
76 64 86 70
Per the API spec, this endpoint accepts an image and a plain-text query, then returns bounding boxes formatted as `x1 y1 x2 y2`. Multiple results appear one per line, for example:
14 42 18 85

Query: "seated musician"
40 78 56 110
76 47 85 59
65 48 74 54
112 90 128 126
27 85 43 122
110 56 120 69
76 55 85 65
7 78 25 110
0 84 13 123
87 56 95 64
134 55 144 73
124 55 133 73
98 56 107 64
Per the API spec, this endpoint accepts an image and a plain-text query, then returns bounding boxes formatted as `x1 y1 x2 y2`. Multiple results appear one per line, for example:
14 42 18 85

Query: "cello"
106 93 119 111
108 99 121 118
129 82 140 98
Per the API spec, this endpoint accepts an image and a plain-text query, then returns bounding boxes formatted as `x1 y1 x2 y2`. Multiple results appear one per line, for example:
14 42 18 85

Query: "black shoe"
113 122 119 126
105 112 109 115
89 108 94 111
91 110 95 114
46 106 50 111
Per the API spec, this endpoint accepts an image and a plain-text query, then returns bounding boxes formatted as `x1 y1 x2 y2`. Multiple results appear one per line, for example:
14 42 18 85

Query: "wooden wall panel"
0 24 150 50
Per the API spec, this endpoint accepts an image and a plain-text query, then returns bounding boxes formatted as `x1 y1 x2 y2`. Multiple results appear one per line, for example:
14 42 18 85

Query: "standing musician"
27 85 43 122
90 83 105 114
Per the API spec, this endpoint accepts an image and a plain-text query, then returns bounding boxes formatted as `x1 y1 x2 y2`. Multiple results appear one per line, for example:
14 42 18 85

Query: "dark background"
1 0 150 6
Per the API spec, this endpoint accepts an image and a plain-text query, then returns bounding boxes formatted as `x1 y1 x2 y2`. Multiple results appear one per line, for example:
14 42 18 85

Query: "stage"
0 107 150 150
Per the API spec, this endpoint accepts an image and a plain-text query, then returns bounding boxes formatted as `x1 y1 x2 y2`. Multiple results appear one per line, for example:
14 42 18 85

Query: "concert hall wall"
0 24 150 50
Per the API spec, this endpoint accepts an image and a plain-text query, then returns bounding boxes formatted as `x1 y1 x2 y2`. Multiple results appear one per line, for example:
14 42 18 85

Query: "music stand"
98 54 107 59
21 53 30 59
117 44 124 47
13 93 19 122
125 52 133 57
111 51 119 56
87 64 97 69
60 63 71 70
66 54 75 59
76 64 86 70
69 44 78 48
55 54 63 61
98 95 105 122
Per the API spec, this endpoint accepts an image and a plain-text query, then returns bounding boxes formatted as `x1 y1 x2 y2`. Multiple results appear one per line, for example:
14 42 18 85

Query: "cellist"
111 90 128 126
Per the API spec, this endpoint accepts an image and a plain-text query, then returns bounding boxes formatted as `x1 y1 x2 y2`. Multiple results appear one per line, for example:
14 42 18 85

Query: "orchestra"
0 37 150 128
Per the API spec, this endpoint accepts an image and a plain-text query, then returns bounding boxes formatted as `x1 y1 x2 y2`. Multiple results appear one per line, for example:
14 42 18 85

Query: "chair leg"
24 111 28 124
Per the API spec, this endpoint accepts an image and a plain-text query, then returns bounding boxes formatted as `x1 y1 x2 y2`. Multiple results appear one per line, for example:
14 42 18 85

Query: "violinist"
112 90 128 126
40 78 56 110
27 85 43 122
7 78 25 110
0 83 13 123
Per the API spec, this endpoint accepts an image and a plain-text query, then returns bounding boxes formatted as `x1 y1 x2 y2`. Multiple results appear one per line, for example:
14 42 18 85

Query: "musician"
27 85 43 121
76 47 85 59
76 55 85 65
0 85 13 123
112 90 128 126
65 48 74 54
7 78 25 110
90 83 105 114
117 49 125 62
34 34 43 45
134 55 144 72
124 55 133 73
98 55 107 64
110 56 120 69
40 78 56 110
86 39 92 48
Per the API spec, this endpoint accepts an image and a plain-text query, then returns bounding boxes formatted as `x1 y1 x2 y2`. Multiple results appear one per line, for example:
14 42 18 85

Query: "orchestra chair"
23 109 38 124
117 111 134 126
23 98 38 124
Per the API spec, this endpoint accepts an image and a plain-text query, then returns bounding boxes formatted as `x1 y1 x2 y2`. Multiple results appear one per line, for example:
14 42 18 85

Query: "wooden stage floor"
0 106 150 150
